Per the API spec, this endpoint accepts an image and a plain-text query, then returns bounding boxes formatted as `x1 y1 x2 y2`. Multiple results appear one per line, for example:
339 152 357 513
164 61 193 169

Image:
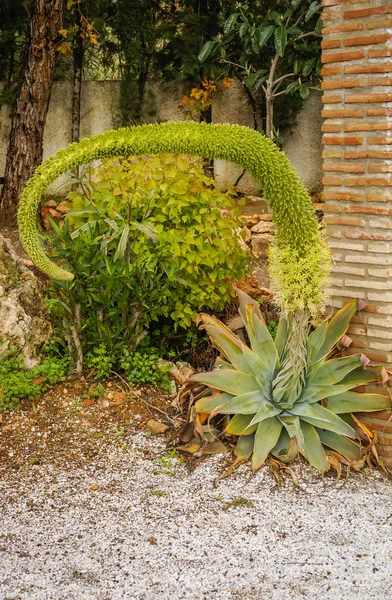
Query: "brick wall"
321 0 392 467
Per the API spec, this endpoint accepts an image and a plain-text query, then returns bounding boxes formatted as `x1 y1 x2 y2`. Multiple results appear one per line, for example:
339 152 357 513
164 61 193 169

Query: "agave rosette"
191 291 390 472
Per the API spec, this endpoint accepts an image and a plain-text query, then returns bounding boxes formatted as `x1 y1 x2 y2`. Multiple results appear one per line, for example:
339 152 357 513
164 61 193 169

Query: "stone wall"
321 0 392 466
0 80 323 195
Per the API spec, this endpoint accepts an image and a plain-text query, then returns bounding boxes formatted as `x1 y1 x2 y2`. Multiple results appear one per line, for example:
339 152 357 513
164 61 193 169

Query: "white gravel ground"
1 432 392 600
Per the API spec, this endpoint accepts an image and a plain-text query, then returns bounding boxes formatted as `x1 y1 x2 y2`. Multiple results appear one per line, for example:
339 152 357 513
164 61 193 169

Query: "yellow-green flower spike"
17 121 330 315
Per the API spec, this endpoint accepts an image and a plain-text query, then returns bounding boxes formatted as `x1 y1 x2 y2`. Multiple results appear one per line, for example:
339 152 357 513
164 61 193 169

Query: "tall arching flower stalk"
18 121 330 399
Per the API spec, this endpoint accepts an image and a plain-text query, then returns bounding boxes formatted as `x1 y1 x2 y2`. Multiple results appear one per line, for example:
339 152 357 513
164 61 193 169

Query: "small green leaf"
258 25 275 48
224 13 239 35
274 25 287 57
305 1 321 23
299 84 310 100
198 40 218 63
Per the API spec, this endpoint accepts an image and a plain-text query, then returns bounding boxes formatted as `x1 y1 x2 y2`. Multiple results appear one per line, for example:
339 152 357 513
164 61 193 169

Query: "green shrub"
44 152 248 369
119 349 171 391
0 346 71 412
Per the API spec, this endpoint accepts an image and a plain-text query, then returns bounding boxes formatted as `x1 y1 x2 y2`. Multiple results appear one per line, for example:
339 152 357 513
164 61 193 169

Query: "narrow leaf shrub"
44 152 248 368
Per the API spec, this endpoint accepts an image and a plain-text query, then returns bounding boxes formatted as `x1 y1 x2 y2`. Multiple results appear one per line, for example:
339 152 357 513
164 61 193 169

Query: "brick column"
321 0 392 467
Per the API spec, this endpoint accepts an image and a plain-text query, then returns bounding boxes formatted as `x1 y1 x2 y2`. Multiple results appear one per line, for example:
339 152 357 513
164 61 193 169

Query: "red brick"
321 79 364 90
323 23 364 34
345 177 392 187
322 95 342 104
321 39 342 49
368 108 392 116
369 164 392 173
344 64 392 74
322 123 342 133
325 216 364 226
368 136 392 145
368 48 392 58
369 77 392 87
321 66 341 76
368 193 392 202
323 163 365 173
321 108 363 118
344 123 392 133
323 136 363 145
344 33 390 46
322 176 343 185
323 150 343 158
346 230 392 240
369 122 392 131
345 206 392 215
345 93 392 103
358 418 392 434
343 123 370 132
324 204 342 213
368 18 392 30
345 150 392 159
327 228 342 238
322 11 340 21
322 191 364 201
322 50 365 64
345 7 392 19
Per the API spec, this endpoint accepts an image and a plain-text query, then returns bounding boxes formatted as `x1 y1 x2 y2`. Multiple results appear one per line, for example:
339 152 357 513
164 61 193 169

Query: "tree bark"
265 53 280 140
71 17 83 144
0 0 65 226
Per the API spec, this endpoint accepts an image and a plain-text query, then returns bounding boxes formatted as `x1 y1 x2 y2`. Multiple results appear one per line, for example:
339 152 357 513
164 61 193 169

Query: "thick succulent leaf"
336 364 384 388
195 393 233 414
251 417 283 471
200 314 257 375
270 429 298 463
300 421 329 472
274 316 289 360
248 400 282 426
215 356 235 370
226 414 257 436
308 354 362 387
290 402 357 438
307 319 327 366
246 304 279 372
317 429 362 462
234 432 255 462
279 414 305 448
298 363 384 404
236 288 264 324
236 289 278 372
325 391 391 414
219 391 267 414
191 370 260 396
314 300 358 362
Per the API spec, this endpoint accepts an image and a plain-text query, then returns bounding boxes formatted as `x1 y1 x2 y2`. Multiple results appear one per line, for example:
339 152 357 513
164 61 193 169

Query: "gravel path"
1 432 392 600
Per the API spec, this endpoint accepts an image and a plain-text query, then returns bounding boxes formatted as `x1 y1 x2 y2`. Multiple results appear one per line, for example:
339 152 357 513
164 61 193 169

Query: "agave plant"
191 290 390 473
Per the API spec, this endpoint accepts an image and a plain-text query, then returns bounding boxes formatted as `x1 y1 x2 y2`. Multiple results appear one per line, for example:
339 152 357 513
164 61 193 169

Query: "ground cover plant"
189 290 390 474
0 343 70 412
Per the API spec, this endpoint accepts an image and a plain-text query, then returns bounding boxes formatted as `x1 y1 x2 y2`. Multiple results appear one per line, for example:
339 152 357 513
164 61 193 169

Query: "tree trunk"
0 0 65 226
71 18 83 144
265 53 280 140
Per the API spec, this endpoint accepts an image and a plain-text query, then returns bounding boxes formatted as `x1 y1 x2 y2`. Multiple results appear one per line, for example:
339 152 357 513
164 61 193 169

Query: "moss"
17 121 330 316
